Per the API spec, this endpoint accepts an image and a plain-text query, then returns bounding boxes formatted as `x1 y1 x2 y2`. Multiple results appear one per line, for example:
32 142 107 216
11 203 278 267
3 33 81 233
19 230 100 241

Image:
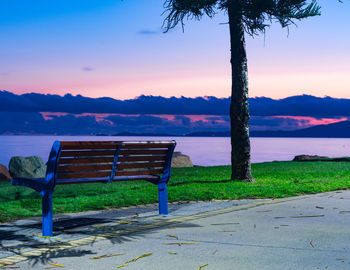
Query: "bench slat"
119 149 168 156
117 162 165 170
60 150 116 157
118 156 166 162
58 155 167 165
57 168 164 179
122 143 174 149
61 141 122 146
58 157 114 165
60 149 168 158
56 175 159 184
62 145 121 150
60 141 174 150
115 169 163 176
56 171 111 179
57 162 165 173
57 164 112 173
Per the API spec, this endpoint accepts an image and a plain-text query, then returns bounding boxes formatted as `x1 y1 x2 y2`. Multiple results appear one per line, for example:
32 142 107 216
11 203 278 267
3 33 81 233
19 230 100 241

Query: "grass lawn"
1 161 350 223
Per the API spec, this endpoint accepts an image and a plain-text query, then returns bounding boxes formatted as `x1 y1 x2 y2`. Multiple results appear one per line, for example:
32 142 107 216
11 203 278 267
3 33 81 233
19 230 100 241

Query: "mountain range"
1 90 350 136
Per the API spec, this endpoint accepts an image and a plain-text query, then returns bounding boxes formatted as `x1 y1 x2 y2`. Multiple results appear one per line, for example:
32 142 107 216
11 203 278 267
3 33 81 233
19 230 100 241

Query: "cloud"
137 29 159 35
82 67 94 72
174 115 191 126
106 114 165 126
250 116 303 131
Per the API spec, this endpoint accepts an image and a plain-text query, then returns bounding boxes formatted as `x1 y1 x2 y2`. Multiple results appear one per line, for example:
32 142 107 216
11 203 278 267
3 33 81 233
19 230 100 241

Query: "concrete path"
1 191 350 269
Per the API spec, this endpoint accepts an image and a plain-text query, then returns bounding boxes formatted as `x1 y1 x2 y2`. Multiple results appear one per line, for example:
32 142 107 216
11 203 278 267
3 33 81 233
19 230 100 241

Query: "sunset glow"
0 0 349 100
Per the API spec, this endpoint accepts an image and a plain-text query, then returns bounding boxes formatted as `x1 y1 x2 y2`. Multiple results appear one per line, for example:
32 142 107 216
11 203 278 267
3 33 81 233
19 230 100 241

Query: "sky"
0 0 349 100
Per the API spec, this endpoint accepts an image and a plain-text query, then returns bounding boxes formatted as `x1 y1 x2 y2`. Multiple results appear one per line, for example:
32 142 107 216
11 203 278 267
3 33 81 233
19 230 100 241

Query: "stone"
0 163 12 181
9 156 47 178
293 155 329 161
171 152 193 168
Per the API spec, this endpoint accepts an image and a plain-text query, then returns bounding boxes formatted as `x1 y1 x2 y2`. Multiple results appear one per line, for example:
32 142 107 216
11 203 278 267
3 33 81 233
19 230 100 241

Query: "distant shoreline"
1 120 350 138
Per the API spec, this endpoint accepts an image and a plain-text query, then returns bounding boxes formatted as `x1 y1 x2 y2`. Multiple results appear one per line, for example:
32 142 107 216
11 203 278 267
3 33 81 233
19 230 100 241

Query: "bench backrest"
45 140 176 186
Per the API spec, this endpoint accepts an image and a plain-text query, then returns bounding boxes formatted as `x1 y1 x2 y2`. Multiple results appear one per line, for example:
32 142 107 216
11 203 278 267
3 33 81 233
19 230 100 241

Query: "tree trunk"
228 5 254 182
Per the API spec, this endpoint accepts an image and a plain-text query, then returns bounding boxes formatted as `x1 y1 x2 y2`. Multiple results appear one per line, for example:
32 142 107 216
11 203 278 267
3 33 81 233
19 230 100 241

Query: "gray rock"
293 155 329 161
171 152 193 168
0 163 11 181
9 156 47 178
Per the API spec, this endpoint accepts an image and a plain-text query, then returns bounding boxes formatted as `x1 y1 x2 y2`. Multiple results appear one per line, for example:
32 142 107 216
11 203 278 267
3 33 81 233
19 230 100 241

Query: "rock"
293 155 329 161
171 152 193 168
0 163 12 181
9 156 47 178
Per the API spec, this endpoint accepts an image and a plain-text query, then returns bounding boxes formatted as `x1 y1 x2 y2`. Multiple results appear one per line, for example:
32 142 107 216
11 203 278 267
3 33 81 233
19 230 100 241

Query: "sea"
1 136 350 167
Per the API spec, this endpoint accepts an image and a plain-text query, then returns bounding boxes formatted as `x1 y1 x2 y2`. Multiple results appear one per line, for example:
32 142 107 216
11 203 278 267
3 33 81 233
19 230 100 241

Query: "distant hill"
2 90 350 117
113 132 175 137
250 121 350 138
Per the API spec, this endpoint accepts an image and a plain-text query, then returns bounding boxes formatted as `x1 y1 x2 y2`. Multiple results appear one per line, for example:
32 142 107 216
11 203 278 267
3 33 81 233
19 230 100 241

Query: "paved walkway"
1 191 350 269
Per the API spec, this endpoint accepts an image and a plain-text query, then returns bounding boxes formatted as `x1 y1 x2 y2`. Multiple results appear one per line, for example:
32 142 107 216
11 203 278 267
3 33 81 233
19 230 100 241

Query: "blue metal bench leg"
158 182 168 215
42 191 53 236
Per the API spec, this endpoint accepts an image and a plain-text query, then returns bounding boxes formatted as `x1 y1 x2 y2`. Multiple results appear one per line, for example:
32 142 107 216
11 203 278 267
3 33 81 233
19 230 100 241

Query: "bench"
11 140 176 236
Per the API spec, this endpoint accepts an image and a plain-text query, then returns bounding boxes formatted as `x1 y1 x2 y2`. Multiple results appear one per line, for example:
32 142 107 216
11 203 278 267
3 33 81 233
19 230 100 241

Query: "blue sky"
1 0 349 99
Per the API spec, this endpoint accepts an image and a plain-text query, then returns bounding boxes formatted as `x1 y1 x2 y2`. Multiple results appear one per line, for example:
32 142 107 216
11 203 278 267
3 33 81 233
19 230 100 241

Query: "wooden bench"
11 140 176 236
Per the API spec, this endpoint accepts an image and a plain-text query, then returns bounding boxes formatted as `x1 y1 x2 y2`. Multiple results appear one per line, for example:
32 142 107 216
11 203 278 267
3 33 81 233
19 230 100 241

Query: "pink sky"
1 1 349 100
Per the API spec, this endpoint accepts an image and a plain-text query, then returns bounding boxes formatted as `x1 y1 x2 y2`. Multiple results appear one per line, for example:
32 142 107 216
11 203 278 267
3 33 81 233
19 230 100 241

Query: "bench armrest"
11 177 52 195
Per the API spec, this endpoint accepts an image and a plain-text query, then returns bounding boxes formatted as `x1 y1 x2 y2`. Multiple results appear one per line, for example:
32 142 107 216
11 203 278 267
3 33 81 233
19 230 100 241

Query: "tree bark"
228 4 254 182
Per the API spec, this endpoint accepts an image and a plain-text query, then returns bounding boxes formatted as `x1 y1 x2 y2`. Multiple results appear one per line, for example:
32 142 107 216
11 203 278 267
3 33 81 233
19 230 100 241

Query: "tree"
163 0 322 182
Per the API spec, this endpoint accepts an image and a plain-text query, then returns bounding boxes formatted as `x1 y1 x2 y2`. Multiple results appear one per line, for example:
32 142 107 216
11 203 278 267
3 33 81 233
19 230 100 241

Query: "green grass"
1 161 350 223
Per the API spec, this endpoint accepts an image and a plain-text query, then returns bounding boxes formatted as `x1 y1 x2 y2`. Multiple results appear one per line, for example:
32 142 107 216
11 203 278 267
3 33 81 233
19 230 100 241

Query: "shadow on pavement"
0 209 200 265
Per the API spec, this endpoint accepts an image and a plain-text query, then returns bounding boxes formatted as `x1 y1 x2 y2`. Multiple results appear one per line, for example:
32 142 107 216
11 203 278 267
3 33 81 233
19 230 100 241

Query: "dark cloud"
174 115 191 126
249 95 350 117
106 115 165 126
205 116 230 122
250 116 302 131
0 112 107 135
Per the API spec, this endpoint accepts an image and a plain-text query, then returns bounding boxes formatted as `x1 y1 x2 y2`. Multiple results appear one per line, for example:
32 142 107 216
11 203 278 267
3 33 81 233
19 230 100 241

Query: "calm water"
0 136 350 166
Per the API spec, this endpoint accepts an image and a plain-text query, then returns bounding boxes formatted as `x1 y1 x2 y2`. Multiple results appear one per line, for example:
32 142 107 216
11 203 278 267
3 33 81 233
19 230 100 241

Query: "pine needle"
47 262 64 268
166 234 178 239
90 253 126 260
198 264 208 270
116 264 128 268
168 252 177 255
125 253 152 263
92 225 115 228
117 220 132 224
309 240 315 248
211 223 239 226
162 242 199 246
290 215 324 218
0 263 15 266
